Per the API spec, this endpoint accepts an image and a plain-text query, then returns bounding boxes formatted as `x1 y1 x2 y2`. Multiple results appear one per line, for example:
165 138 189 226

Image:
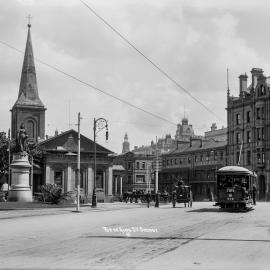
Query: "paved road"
0 202 269 270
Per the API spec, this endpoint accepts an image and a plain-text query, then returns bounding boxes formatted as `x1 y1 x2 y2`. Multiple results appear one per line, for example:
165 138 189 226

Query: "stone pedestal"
8 152 32 202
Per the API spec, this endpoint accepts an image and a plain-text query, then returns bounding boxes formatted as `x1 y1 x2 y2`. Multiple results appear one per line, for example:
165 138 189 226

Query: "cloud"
1 0 270 153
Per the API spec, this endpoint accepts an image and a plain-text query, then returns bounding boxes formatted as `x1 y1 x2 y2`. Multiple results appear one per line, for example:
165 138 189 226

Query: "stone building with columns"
38 130 114 202
227 68 270 200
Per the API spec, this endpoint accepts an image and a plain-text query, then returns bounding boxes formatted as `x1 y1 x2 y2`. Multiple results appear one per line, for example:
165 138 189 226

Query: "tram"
216 166 256 210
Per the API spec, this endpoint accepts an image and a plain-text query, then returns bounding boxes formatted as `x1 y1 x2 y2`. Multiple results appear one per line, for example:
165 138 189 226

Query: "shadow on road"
187 207 254 213
186 208 221 213
83 235 270 243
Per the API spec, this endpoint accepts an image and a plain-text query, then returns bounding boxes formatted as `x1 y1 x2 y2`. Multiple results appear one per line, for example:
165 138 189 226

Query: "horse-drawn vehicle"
215 165 256 211
172 183 192 208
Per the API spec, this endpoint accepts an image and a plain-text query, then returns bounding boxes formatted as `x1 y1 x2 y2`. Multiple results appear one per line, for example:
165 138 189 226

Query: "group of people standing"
145 191 160 208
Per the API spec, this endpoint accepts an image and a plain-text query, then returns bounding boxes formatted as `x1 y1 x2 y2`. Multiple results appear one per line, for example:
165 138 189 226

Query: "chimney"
239 73 248 96
251 68 263 89
211 123 217 131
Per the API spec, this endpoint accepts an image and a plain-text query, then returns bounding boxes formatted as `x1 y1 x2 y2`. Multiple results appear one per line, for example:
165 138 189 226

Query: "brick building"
160 137 226 200
227 68 270 200
114 152 155 193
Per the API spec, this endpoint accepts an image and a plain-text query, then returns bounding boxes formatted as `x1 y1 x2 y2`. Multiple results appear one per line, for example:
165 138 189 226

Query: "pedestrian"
135 190 138 203
155 191 160 208
252 184 257 205
146 191 151 208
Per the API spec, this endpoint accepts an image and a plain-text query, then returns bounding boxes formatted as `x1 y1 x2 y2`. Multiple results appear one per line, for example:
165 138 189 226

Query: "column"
62 170 66 192
103 171 106 193
50 169 54 185
120 176 123 196
46 164 53 184
71 167 76 190
107 166 113 196
115 176 118 195
67 164 72 192
87 166 94 196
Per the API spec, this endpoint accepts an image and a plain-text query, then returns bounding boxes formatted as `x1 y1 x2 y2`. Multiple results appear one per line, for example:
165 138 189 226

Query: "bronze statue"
16 123 28 153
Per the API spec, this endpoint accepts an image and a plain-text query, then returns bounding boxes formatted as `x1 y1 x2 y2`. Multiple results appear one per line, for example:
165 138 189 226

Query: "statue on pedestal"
15 123 28 153
9 122 32 202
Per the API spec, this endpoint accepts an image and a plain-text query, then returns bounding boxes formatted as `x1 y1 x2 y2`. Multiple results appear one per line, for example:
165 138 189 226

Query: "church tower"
11 22 46 143
122 133 130 154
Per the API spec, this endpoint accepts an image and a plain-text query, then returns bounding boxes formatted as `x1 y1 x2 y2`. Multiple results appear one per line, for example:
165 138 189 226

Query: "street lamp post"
76 112 82 212
92 117 108 208
8 128 11 191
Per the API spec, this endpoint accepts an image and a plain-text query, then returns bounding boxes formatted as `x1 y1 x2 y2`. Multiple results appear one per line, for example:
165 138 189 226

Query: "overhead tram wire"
80 0 225 123
0 40 176 127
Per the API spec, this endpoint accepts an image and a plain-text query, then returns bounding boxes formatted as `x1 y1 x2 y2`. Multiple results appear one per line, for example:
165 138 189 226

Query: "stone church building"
10 23 116 202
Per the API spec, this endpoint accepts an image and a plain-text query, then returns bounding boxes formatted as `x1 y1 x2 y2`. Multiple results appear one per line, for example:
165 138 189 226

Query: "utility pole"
76 112 82 212
8 128 11 190
155 136 158 193
30 155 33 189
238 140 243 166
92 118 97 207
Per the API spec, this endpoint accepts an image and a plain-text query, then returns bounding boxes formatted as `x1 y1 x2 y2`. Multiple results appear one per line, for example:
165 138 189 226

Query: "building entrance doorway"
259 175 266 200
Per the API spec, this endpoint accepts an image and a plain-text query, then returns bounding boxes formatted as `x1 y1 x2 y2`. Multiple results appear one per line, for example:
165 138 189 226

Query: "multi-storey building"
160 137 226 200
227 68 270 200
133 117 202 155
114 152 155 192
205 123 227 141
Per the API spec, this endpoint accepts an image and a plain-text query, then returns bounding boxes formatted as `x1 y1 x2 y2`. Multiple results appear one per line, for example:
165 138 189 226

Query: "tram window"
217 175 249 189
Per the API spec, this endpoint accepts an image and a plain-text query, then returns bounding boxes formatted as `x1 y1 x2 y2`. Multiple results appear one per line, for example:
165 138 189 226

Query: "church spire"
11 21 46 142
14 22 44 107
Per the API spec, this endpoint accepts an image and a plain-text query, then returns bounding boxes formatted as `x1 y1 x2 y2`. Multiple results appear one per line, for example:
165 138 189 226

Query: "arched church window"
26 120 35 139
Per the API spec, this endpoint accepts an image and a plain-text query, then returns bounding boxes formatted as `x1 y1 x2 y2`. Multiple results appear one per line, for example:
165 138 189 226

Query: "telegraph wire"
0 40 176 126
79 0 225 123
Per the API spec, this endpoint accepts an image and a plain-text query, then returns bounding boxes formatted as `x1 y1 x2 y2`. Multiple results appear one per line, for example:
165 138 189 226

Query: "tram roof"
217 166 256 176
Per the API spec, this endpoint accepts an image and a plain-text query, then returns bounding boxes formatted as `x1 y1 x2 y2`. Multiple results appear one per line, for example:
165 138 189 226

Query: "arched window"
26 120 35 139
258 85 266 96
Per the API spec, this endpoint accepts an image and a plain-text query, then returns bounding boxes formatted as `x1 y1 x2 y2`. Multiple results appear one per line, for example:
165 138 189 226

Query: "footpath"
0 201 145 220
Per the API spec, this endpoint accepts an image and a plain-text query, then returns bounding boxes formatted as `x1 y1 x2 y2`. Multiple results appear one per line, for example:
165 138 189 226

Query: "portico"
39 129 114 202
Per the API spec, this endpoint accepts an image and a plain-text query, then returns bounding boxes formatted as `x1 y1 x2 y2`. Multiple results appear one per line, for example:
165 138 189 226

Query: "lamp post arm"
92 117 108 208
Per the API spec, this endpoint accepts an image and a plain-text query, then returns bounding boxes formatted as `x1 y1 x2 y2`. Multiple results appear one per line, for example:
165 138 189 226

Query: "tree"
0 132 10 182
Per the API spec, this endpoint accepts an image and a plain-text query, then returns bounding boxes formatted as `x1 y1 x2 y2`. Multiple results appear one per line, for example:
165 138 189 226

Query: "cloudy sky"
1 0 270 153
